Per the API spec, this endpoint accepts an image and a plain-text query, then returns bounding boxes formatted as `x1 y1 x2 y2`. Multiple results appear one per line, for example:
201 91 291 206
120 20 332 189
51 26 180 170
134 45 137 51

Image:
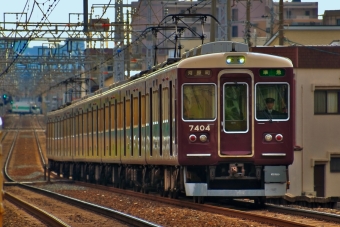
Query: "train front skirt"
183 166 287 197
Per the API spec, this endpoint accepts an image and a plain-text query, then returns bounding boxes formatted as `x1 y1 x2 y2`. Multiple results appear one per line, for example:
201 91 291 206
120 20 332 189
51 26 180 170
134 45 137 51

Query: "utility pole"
279 0 284 45
210 0 216 42
246 0 252 47
227 0 231 41
237 0 263 47
83 0 88 33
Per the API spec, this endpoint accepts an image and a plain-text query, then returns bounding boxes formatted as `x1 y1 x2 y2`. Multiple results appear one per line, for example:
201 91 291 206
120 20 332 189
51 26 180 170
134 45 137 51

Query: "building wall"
266 28 340 46
294 68 340 197
323 10 340 25
231 0 267 39
273 1 318 20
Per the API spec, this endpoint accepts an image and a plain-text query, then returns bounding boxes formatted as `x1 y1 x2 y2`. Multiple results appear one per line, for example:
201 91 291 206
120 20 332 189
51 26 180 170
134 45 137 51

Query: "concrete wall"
291 68 340 197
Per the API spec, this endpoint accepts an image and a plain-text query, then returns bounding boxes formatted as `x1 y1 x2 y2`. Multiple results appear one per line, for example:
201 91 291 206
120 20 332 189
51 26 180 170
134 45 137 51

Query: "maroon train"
47 41 294 204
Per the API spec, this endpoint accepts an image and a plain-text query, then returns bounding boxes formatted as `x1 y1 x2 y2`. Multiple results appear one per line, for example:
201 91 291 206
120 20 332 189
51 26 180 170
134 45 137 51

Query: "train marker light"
275 134 283 142
226 56 245 65
189 134 197 142
264 134 272 142
199 134 208 142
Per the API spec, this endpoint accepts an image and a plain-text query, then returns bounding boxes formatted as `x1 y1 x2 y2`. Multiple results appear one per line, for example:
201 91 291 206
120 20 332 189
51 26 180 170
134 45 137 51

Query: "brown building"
323 10 340 25
252 45 340 197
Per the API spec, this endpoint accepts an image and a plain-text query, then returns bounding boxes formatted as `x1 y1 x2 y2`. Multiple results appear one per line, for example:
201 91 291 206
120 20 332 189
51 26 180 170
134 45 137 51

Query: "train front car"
177 50 294 203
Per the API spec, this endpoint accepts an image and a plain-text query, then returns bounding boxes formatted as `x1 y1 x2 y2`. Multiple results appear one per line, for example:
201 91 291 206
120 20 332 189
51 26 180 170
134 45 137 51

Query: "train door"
104 102 109 158
79 110 83 158
219 71 253 156
72 113 76 158
88 106 93 157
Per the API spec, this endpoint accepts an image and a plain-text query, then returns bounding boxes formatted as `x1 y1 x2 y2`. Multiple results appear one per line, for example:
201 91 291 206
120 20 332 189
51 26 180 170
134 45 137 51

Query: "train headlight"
189 134 197 142
275 134 283 142
226 56 245 64
199 134 208 143
264 134 272 142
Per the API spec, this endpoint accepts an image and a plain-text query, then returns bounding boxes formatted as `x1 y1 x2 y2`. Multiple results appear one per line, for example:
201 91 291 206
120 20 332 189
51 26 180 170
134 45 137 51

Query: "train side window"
105 105 109 156
182 83 216 121
109 100 115 156
94 106 98 156
117 101 123 156
75 114 79 156
126 97 131 156
133 95 139 156
163 86 170 156
146 90 152 156
99 107 104 133
88 109 93 156
152 89 159 155
80 110 84 156
255 83 289 121
139 92 143 157
83 112 87 156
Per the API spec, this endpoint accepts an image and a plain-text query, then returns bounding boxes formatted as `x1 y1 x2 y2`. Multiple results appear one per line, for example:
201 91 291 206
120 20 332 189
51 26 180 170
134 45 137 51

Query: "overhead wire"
39 1 216 96
0 0 61 78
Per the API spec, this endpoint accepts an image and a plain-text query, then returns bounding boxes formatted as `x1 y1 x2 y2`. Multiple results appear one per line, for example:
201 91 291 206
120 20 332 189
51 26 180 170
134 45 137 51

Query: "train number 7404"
189 125 211 131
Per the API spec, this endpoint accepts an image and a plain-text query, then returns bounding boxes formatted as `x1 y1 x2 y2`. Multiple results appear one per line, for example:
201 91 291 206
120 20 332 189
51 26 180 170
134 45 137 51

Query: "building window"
337 19 340 25
314 90 340 114
286 10 291 19
330 156 340 172
232 26 238 37
232 9 238 21
305 11 310 16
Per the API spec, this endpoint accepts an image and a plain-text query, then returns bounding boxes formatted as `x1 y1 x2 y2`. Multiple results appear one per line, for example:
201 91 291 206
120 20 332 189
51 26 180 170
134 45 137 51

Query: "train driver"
257 98 284 119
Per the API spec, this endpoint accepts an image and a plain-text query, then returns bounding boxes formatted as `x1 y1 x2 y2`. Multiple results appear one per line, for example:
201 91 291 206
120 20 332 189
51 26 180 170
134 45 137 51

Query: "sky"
0 0 336 21
0 0 338 47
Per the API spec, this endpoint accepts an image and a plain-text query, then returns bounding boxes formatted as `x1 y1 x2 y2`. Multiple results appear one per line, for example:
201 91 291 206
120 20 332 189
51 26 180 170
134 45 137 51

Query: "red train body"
47 41 294 203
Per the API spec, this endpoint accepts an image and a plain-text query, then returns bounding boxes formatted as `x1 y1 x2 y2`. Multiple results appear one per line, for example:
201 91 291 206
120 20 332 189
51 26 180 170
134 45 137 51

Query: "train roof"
178 52 293 69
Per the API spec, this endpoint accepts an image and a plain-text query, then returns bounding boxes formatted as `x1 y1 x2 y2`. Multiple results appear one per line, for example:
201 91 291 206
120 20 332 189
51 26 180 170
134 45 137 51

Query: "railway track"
2 114 340 227
3 115 159 227
5 185 158 227
5 191 70 227
68 181 340 227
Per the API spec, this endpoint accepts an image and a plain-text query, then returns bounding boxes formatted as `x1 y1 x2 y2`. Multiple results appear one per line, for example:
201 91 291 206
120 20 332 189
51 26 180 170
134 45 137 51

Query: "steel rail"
2 120 70 226
5 192 70 227
267 204 340 224
15 183 161 227
3 115 160 227
75 181 316 227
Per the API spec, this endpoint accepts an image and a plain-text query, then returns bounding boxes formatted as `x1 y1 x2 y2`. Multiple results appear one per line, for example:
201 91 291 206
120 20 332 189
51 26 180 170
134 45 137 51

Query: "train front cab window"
255 83 289 121
182 84 216 121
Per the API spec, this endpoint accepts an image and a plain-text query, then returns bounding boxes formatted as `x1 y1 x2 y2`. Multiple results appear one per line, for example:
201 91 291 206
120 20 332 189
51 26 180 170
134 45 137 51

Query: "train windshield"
255 83 289 121
182 84 216 121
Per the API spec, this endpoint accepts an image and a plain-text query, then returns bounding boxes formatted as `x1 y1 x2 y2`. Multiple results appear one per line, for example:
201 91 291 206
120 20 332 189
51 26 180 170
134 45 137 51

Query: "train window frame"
314 90 340 114
223 82 249 133
181 83 217 122
255 82 290 122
